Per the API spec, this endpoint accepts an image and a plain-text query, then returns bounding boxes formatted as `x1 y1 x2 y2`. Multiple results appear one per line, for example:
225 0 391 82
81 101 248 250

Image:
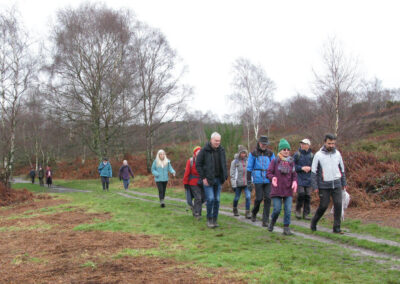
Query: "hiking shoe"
303 214 312 220
213 217 219 228
262 221 269 227
245 210 251 219
233 207 239 216
310 223 317 232
283 227 293 235
268 222 274 232
207 218 214 228
333 230 344 234
295 210 302 219
251 214 257 222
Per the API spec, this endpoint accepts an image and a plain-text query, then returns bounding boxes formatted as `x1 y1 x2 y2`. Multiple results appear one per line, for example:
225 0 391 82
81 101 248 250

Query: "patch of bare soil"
0 199 243 283
0 196 68 217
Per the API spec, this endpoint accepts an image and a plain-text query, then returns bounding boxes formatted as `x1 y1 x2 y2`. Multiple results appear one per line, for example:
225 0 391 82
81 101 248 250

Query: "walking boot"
310 221 317 232
207 218 214 228
160 199 165 208
295 210 302 219
283 226 293 235
303 213 311 220
245 210 251 219
233 207 239 217
213 217 219 228
268 220 275 232
262 220 269 227
251 213 257 222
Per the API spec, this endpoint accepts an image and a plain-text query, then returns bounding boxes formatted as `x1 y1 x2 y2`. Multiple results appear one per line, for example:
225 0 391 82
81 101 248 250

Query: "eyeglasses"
282 149 290 151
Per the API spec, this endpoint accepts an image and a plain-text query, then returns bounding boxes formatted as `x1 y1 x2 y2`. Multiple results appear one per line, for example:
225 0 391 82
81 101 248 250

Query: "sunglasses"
282 149 290 151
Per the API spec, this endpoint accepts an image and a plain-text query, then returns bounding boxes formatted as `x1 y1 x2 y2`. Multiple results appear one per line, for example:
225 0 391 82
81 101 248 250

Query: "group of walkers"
28 166 53 187
180 132 347 234
94 131 347 235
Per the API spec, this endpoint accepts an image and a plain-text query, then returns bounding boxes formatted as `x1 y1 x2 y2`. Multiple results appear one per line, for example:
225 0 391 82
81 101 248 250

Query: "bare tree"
48 3 140 160
132 24 192 172
229 58 275 141
313 37 359 137
0 9 36 184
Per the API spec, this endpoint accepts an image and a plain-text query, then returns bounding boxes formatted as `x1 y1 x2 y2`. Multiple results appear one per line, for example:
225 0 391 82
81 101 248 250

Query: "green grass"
10 181 400 283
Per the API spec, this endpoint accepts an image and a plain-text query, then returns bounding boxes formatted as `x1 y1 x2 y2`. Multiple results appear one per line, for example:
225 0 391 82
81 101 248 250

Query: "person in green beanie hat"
267 138 298 235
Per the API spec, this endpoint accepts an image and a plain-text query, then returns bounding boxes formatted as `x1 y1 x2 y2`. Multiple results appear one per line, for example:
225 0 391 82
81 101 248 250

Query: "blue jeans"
122 178 130 190
271 196 293 226
233 186 251 210
203 178 221 218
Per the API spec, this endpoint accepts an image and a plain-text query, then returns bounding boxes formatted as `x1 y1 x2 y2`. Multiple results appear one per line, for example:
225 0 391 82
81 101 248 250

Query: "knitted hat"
278 139 291 152
238 145 248 155
193 146 201 155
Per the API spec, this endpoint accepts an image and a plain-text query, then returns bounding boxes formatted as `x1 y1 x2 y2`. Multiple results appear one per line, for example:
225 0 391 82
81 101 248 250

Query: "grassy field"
8 181 400 283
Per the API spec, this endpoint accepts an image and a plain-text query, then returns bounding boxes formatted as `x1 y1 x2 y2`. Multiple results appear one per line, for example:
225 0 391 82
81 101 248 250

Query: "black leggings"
156 181 168 200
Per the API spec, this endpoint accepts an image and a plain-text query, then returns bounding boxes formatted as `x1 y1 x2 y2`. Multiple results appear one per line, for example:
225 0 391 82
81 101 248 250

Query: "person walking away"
267 139 298 235
29 168 36 184
45 166 53 188
151 150 176 207
247 136 275 227
310 134 347 234
183 146 203 220
38 166 44 187
119 160 134 190
98 158 112 191
294 138 314 220
196 132 228 228
230 145 251 219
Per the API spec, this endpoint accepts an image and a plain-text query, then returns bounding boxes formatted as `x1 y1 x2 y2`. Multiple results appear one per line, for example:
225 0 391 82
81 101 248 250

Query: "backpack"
294 151 313 163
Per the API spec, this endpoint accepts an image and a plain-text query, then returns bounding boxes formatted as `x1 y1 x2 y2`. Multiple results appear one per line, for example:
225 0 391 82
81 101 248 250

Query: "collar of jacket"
204 142 221 152
320 145 336 154
299 148 312 155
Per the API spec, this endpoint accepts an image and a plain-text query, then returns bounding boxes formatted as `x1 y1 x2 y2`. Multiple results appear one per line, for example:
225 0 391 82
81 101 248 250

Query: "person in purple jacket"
119 160 134 190
266 139 298 235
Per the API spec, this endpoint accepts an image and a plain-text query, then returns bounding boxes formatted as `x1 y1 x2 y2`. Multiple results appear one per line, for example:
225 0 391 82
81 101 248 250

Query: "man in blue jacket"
247 136 275 227
98 157 112 191
294 138 314 220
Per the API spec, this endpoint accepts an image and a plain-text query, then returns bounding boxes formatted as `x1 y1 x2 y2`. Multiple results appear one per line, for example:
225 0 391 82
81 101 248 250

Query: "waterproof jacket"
183 157 200 186
151 159 175 182
196 142 228 186
230 153 248 188
29 170 36 177
294 148 314 187
38 169 44 179
311 146 347 189
119 165 134 180
246 144 275 184
98 162 112 177
267 156 297 198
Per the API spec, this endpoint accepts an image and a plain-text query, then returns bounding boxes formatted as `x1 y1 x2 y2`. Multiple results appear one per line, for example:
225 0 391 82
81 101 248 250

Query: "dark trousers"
156 181 168 200
46 177 52 187
101 176 109 190
296 186 312 216
31 176 35 184
189 185 203 216
39 178 44 186
252 183 271 222
312 187 342 231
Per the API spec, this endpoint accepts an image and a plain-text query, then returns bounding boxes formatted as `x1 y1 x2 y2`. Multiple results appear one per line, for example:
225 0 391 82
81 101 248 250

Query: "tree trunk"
335 88 340 136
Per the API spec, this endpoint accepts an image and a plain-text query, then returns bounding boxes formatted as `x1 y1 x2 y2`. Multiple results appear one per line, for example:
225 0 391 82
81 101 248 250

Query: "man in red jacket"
183 146 204 220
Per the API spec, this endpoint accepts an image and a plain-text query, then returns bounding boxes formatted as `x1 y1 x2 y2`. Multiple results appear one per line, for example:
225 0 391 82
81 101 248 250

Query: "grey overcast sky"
2 0 400 120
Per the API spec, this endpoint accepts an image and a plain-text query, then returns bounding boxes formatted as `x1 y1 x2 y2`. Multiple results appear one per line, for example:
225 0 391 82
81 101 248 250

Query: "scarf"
277 153 294 174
